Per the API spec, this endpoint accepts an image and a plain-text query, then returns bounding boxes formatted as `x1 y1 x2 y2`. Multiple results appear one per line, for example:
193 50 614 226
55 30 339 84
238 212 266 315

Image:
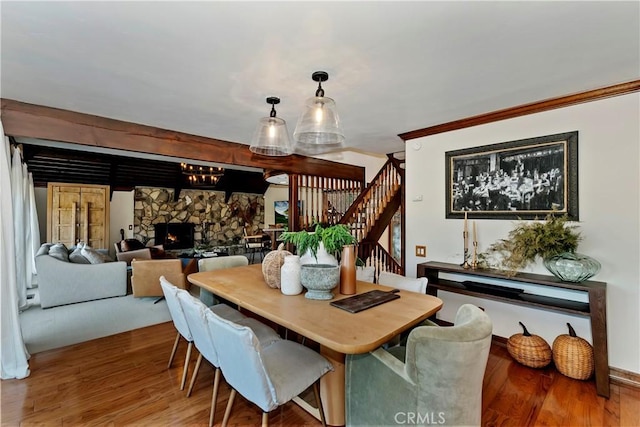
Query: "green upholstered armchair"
345 304 493 427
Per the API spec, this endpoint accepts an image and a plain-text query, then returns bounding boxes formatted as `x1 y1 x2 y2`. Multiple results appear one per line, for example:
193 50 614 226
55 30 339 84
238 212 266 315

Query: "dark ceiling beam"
398 79 640 141
1 99 365 182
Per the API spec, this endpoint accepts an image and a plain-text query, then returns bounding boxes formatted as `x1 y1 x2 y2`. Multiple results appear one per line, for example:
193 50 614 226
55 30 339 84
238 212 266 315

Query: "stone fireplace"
154 223 195 250
134 187 264 248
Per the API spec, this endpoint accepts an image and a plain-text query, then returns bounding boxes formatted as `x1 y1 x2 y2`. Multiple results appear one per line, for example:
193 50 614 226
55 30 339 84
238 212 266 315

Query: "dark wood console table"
417 261 609 398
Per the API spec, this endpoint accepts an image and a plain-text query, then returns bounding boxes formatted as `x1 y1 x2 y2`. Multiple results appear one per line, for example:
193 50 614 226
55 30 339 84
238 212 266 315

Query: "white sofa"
35 244 127 308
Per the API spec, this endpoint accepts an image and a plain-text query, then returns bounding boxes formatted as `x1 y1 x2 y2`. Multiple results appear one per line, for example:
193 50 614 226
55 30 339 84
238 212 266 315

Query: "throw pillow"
69 243 90 264
36 243 53 257
48 243 69 262
81 245 113 264
378 271 428 294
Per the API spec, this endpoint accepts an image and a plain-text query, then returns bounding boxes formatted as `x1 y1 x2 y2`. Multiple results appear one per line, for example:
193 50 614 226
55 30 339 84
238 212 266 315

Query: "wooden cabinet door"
47 183 110 248
79 186 109 248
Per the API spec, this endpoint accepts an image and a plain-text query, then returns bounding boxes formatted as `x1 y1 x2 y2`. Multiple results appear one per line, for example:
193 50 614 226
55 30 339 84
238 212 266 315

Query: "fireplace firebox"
154 223 195 250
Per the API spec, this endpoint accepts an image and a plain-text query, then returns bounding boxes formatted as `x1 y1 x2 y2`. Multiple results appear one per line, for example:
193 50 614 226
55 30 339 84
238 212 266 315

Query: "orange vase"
340 245 357 295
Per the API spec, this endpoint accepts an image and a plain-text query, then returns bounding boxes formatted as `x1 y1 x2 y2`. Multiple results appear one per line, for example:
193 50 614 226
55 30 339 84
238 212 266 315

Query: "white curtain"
0 120 30 379
28 172 41 286
11 145 27 308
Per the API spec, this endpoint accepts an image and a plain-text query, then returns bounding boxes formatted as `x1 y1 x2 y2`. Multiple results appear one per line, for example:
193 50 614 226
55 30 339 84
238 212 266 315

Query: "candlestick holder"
460 231 470 269
471 241 478 269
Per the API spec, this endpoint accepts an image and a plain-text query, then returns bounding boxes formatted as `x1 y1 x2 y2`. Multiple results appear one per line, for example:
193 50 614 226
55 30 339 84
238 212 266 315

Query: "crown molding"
399 80 640 141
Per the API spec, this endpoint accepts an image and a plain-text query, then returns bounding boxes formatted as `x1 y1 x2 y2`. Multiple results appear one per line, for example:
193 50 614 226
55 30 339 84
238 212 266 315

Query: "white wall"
263 185 289 229
405 93 640 373
314 150 387 182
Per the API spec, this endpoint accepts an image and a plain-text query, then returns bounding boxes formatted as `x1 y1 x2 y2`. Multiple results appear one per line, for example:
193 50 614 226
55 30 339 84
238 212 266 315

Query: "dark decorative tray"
462 281 524 297
330 289 400 313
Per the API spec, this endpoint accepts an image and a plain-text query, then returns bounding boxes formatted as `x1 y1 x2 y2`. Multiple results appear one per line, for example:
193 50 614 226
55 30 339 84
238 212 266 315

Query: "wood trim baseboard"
492 334 508 347
610 367 640 389
399 79 640 141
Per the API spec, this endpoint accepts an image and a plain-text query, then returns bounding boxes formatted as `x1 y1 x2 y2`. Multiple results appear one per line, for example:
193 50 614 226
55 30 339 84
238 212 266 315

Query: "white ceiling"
1 1 638 157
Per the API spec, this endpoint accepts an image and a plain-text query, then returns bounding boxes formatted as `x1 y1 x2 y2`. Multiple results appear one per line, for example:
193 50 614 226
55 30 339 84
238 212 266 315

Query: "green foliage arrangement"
484 214 581 276
281 224 356 259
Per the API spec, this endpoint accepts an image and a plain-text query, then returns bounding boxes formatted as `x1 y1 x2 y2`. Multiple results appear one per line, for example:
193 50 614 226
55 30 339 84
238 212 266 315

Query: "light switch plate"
415 245 426 257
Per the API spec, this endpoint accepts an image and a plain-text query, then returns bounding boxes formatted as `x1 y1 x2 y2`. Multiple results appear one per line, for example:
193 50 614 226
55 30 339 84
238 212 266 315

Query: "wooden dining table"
188 264 443 426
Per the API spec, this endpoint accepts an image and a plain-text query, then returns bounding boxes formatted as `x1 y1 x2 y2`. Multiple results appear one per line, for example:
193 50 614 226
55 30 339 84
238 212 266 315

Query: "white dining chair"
177 289 281 397
378 271 428 294
205 309 334 427
159 276 195 390
176 289 245 397
377 271 430 346
197 255 249 306
355 266 376 283
176 289 281 426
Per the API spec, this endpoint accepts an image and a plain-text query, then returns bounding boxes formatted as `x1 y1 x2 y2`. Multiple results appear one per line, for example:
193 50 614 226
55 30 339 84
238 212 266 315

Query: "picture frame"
274 200 303 224
445 131 578 220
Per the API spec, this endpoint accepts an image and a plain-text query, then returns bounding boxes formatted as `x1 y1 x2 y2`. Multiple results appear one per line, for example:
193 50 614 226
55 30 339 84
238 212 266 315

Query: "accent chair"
345 304 493 426
131 258 187 298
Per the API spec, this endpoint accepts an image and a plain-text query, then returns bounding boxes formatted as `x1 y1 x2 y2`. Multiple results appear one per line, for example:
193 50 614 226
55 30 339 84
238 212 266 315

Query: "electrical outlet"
415 245 427 257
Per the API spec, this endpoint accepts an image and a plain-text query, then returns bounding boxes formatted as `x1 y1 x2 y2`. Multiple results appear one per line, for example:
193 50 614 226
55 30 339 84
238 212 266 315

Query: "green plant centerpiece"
483 214 582 277
282 224 356 300
281 223 356 262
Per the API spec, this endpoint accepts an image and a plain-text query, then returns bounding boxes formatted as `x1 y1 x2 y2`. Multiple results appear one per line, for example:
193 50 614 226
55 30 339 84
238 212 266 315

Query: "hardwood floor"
2 321 638 426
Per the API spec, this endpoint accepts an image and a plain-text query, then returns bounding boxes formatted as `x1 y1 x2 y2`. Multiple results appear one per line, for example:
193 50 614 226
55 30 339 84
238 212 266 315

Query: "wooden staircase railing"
286 156 404 276
358 241 403 281
339 157 403 244
288 175 364 232
338 156 404 274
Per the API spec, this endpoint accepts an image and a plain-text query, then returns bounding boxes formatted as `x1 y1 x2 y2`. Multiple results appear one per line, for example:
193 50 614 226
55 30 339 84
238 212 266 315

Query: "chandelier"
180 163 224 185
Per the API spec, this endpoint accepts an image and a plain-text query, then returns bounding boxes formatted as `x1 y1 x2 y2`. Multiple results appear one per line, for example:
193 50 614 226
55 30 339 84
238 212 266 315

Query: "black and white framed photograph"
445 131 578 220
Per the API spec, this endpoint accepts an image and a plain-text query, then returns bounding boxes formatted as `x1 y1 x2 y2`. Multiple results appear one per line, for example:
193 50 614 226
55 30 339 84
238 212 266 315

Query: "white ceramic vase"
299 242 338 266
280 255 302 295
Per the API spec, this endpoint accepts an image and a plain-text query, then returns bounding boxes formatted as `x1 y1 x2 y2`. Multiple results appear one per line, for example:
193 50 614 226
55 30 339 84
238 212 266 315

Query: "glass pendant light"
293 71 345 154
249 97 292 156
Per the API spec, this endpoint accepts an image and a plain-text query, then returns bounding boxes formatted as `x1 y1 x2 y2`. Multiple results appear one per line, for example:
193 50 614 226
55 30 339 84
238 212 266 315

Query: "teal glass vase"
543 252 601 283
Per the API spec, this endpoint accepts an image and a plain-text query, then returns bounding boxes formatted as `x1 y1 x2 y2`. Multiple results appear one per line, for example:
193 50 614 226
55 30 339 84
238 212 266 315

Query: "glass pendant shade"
293 96 345 154
293 71 345 155
249 116 292 156
249 97 292 156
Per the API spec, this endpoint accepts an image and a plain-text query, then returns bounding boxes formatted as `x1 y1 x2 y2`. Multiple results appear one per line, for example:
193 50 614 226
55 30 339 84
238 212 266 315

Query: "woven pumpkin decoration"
552 323 594 380
261 246 292 289
507 322 552 368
